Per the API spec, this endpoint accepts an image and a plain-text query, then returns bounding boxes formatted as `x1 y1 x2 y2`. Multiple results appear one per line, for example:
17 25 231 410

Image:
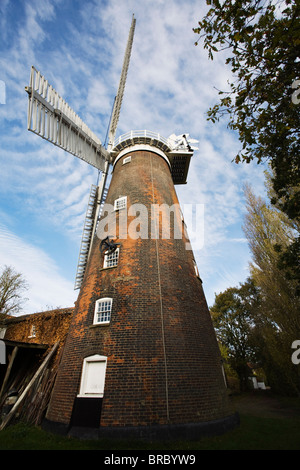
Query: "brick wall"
46 149 233 428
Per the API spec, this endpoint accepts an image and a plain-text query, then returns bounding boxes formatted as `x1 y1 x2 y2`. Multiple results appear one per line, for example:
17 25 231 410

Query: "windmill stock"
25 16 238 439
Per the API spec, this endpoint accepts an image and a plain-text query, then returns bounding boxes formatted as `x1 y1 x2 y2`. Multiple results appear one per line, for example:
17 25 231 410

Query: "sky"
0 0 268 315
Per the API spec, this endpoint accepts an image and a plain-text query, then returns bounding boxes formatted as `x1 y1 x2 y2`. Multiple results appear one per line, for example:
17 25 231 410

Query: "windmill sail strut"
107 15 136 150
25 68 110 171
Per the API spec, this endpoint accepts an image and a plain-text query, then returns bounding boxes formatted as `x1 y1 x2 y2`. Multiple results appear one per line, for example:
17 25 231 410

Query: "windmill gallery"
0 16 239 439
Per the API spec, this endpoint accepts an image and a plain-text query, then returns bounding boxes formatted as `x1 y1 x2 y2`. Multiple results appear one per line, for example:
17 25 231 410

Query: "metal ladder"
74 183 108 290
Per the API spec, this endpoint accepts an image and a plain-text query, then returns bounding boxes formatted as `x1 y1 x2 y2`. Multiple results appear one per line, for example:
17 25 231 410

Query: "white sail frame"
25 66 110 171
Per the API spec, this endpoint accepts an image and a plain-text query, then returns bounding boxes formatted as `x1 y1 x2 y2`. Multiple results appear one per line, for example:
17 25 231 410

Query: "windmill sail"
25 66 110 171
107 15 136 150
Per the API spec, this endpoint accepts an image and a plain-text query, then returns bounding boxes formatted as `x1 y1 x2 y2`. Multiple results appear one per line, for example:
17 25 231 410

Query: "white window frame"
78 354 107 398
28 325 36 338
193 260 200 278
93 297 113 325
123 156 131 165
114 196 127 211
103 247 119 269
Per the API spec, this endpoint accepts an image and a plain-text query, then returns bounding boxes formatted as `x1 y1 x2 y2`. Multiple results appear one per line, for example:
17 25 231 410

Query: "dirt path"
232 391 300 419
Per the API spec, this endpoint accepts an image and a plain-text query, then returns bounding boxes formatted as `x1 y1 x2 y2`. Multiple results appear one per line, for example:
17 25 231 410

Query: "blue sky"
0 0 267 314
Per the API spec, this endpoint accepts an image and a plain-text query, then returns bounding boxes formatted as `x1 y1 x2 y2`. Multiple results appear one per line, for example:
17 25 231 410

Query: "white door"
78 355 107 397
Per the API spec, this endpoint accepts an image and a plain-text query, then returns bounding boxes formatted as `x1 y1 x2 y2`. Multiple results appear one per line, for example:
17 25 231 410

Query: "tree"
194 0 300 290
243 184 300 334
0 265 28 317
210 278 260 389
211 182 300 395
243 184 300 394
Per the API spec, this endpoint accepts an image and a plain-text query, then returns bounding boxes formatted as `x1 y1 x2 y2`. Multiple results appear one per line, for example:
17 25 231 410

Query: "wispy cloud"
0 224 76 314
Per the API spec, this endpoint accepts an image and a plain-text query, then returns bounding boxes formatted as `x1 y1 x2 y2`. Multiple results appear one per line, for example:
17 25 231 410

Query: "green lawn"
0 393 299 450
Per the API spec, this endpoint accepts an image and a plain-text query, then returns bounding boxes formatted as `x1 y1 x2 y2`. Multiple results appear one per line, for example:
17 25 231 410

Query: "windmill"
25 16 237 439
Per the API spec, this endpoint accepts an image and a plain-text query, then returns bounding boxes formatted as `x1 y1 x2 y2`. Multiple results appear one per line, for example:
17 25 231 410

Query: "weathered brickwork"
46 148 233 429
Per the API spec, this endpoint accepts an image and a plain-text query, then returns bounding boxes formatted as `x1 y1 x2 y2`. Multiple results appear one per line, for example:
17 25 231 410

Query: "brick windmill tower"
25 17 237 439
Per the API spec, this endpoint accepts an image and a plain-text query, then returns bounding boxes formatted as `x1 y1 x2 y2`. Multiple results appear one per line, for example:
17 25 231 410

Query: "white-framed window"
193 260 200 278
28 325 36 338
78 355 107 398
123 156 131 165
103 247 119 269
93 298 113 325
114 196 127 211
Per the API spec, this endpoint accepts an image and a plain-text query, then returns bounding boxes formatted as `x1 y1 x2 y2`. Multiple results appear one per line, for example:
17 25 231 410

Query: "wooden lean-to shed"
0 307 73 428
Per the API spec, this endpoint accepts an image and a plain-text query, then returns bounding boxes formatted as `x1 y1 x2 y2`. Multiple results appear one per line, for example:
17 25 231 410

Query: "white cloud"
0 225 77 314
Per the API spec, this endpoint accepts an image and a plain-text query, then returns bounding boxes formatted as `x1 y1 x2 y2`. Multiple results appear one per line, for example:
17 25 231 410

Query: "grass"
0 392 300 450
